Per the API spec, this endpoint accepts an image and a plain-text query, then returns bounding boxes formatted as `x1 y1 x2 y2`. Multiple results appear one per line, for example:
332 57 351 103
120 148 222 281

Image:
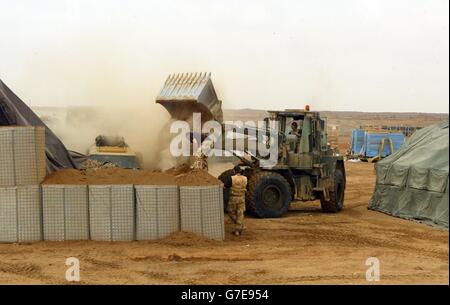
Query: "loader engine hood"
156 72 223 123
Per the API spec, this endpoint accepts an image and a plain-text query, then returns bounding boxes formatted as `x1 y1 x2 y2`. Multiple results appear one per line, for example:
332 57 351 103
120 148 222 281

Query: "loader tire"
246 171 291 218
218 169 235 212
320 168 345 213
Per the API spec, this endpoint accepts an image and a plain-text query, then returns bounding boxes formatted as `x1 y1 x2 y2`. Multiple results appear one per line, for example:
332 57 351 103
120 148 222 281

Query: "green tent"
369 120 449 228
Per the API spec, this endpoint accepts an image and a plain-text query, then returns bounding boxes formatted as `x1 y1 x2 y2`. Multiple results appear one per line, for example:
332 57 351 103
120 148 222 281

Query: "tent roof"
369 120 449 228
0 79 78 173
378 120 449 172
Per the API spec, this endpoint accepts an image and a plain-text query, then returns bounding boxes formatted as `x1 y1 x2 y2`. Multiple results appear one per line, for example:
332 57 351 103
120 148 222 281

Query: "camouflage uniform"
191 153 208 171
191 137 213 171
228 175 247 234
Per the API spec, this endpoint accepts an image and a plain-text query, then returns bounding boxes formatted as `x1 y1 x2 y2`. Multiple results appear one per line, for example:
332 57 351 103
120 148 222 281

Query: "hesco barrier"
0 186 42 243
135 185 179 240
42 185 89 241
0 126 46 186
180 185 224 241
89 185 135 241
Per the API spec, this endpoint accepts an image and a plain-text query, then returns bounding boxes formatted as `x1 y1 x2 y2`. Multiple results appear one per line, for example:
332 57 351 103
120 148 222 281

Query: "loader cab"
267 109 329 168
267 110 307 152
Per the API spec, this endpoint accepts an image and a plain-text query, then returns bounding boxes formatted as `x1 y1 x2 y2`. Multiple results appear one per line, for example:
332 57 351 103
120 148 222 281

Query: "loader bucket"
156 72 223 123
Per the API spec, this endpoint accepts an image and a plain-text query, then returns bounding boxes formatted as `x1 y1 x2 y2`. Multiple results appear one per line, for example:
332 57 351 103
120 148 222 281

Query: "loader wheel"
320 168 345 213
246 171 291 218
218 169 235 212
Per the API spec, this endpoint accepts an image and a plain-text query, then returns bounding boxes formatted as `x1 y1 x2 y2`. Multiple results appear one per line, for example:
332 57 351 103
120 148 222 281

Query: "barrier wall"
0 126 46 186
0 186 42 243
89 185 135 241
180 185 224 241
42 185 89 241
135 185 179 240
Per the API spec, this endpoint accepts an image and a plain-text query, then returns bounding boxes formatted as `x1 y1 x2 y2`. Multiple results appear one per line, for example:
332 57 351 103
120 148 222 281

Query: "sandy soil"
0 162 448 284
42 167 220 186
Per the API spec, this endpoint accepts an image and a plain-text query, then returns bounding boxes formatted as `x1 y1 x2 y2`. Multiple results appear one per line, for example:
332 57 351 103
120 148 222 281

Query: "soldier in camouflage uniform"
228 165 248 236
191 133 213 171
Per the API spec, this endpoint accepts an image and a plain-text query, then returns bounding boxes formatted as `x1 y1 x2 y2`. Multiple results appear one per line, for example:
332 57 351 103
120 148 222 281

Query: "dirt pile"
42 169 87 185
175 169 222 186
165 163 191 176
43 167 222 186
43 168 176 185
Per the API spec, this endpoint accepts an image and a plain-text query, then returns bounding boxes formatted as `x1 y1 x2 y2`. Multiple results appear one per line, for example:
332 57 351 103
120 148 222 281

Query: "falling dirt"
1 162 448 284
175 169 223 186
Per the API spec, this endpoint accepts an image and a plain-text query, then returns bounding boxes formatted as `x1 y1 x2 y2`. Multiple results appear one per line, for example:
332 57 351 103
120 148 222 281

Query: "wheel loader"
156 73 346 218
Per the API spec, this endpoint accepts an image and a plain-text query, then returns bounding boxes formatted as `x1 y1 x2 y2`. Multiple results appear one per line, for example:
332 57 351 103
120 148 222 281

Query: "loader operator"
228 165 248 236
289 121 301 137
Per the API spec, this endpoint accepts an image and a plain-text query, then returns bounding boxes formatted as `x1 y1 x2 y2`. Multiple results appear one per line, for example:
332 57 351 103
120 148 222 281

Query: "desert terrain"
0 161 448 284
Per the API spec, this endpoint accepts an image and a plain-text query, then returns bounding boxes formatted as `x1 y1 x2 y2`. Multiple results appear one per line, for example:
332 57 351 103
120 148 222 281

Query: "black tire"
246 171 291 218
320 168 345 213
218 169 235 212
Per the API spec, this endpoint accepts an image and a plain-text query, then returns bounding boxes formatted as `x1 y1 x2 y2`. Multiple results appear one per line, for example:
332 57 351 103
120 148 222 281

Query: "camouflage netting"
369 120 449 228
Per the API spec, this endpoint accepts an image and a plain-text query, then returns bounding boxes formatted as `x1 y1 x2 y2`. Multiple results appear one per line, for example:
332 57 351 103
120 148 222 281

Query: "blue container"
351 129 366 155
361 133 404 158
350 129 405 158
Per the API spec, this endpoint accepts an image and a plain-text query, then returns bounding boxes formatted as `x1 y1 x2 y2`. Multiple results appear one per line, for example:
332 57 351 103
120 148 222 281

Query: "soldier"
190 133 213 171
289 121 301 137
191 152 208 171
228 165 248 236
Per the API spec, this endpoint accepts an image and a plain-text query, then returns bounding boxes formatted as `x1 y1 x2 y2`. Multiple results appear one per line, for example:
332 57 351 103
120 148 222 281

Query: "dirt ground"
0 162 448 284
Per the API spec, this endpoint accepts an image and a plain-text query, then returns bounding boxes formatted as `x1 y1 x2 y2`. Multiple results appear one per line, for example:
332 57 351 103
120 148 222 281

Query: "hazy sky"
0 0 448 113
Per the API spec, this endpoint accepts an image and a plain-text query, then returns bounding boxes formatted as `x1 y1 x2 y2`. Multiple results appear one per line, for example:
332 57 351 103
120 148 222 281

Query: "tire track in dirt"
0 262 49 280
80 256 122 269
250 272 448 284
275 227 448 260
248 224 448 262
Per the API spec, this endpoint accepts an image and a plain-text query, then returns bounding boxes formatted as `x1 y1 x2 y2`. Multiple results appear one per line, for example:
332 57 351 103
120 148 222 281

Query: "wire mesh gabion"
179 185 224 241
0 185 42 243
0 126 46 186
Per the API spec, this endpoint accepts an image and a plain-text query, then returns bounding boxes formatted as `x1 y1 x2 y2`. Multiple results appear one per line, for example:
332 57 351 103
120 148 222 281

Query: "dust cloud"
28 35 179 169
51 105 172 169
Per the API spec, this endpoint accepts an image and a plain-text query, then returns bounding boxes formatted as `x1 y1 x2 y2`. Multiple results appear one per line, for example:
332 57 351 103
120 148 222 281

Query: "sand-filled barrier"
180 185 225 241
89 184 135 241
40 167 225 241
135 185 179 240
0 126 46 186
0 186 41 243
42 185 89 241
